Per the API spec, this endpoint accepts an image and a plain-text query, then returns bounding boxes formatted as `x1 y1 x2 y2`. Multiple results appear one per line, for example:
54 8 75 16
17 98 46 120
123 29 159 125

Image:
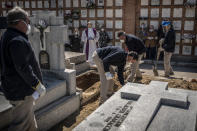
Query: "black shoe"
169 72 174 75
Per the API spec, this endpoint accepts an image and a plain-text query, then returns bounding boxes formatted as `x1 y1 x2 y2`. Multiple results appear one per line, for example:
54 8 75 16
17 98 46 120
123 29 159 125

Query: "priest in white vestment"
81 22 99 65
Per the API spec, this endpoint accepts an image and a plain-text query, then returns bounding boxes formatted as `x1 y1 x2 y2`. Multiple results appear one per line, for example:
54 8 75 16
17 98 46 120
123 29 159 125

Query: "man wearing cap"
92 46 138 104
81 22 99 66
0 7 46 130
161 21 175 77
118 31 146 82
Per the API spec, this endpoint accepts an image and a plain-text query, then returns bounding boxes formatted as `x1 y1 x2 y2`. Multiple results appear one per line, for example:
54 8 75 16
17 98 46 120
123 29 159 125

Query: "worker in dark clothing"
0 7 46 131
69 28 82 52
162 21 175 77
118 31 146 82
92 46 138 104
98 27 110 48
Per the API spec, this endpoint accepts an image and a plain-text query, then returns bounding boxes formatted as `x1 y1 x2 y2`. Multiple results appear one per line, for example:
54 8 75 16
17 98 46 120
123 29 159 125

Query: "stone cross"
120 81 188 131
35 19 50 51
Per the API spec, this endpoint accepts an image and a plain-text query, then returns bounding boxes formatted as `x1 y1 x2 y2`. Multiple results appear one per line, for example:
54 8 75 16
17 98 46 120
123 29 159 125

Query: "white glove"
34 82 46 97
32 91 40 100
105 72 113 80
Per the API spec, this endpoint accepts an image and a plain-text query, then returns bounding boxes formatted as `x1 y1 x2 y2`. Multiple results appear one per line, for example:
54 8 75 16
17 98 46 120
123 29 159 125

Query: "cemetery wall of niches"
0 0 124 47
137 0 197 57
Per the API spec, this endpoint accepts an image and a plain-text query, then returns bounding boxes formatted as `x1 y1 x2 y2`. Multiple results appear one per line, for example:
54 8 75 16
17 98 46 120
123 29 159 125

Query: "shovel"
152 39 164 76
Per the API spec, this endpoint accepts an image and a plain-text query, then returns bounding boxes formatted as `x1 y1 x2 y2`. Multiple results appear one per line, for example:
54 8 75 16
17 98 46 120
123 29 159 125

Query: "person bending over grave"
69 28 82 52
98 27 110 48
118 31 146 82
161 21 175 77
82 22 99 66
0 7 46 131
92 46 138 104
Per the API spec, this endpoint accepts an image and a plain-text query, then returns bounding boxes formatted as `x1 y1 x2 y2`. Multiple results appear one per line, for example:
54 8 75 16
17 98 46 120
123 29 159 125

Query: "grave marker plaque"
115 20 122 29
81 0 87 7
89 9 95 18
66 0 71 7
174 45 179 54
31 1 36 8
162 8 171 17
184 21 194 31
162 0 171 5
140 8 148 17
73 0 79 7
141 0 149 5
151 8 159 18
81 10 87 18
107 0 113 6
106 20 113 29
115 0 123 6
151 0 160 5
97 9 104 17
182 46 192 55
38 1 43 8
39 51 50 69
115 9 122 18
173 8 182 18
150 20 159 29
195 46 197 56
174 0 183 5
106 9 113 18
185 8 195 17
44 1 49 8
173 21 182 30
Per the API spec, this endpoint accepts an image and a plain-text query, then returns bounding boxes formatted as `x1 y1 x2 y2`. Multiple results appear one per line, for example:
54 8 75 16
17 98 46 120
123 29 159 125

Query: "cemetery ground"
50 63 197 131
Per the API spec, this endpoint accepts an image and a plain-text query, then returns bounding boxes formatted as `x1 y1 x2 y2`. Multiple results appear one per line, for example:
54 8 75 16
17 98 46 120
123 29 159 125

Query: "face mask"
120 40 125 43
101 29 104 31
22 21 31 35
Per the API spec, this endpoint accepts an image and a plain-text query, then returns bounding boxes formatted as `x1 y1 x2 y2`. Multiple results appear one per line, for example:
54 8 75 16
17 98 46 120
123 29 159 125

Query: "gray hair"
7 6 28 26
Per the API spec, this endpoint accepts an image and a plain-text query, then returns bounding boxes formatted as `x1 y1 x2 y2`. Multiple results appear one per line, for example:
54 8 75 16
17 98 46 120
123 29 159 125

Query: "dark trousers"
146 47 156 60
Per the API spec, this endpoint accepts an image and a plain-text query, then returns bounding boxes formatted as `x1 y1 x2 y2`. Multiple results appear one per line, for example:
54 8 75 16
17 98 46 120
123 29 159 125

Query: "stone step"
36 93 80 131
34 77 67 111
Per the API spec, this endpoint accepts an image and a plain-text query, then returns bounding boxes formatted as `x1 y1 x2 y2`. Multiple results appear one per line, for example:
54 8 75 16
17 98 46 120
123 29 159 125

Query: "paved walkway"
140 63 197 80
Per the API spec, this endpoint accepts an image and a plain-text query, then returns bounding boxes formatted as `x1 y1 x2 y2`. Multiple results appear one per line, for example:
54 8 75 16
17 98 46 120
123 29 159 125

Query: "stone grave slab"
73 81 197 131
65 52 90 75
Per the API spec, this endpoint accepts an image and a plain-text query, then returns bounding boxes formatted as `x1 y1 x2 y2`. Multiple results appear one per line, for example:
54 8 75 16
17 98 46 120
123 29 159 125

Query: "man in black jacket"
162 21 175 77
92 46 138 103
118 31 146 82
0 7 46 131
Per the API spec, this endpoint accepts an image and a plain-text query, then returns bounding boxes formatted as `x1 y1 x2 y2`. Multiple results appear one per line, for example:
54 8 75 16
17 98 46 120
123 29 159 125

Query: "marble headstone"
38 1 43 8
73 20 79 28
50 0 56 8
44 1 49 8
31 1 36 8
